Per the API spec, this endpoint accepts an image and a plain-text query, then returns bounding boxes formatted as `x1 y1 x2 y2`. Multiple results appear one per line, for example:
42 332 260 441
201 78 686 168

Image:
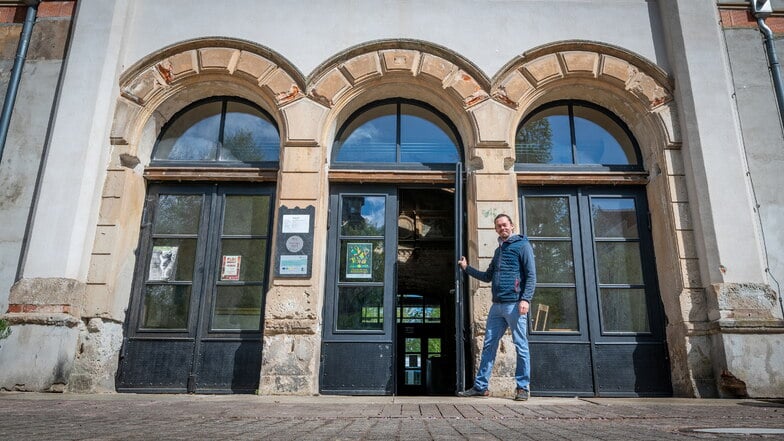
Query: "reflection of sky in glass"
335 104 459 164
336 115 396 162
543 115 572 164
400 114 459 163
154 100 280 163
574 117 629 165
162 114 221 161
361 196 386 229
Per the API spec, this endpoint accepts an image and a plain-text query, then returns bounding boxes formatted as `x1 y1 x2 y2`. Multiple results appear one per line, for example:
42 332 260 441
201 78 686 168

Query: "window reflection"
515 101 639 167
333 100 460 166
152 98 279 164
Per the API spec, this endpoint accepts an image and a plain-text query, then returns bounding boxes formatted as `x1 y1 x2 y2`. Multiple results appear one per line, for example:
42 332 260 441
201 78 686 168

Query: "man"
457 213 536 401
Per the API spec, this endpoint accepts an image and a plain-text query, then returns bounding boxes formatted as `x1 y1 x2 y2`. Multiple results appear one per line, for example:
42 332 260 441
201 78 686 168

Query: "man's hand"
457 256 467 270
518 300 530 315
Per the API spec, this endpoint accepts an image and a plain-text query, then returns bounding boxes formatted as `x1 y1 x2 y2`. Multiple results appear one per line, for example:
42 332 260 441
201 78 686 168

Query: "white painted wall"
123 0 669 79
22 0 131 279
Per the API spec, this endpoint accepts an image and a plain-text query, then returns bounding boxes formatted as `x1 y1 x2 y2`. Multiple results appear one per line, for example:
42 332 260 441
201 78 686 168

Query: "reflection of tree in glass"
223 128 262 162
337 287 383 330
526 196 570 237
154 195 202 234
341 198 384 236
428 338 441 354
515 118 553 163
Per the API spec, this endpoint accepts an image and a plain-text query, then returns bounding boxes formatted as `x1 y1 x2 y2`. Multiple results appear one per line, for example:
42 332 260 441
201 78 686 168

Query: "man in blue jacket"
457 213 536 401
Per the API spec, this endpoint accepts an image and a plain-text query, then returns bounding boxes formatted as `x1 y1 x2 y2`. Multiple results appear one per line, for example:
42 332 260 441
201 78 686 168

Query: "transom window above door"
332 99 461 170
515 101 641 171
152 97 280 166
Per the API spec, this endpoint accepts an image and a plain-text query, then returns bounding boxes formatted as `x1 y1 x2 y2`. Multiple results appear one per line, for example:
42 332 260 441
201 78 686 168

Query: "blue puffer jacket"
464 234 536 304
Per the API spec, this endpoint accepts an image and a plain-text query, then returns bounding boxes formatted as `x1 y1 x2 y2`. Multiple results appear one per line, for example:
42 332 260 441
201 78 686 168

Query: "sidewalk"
1 392 783 440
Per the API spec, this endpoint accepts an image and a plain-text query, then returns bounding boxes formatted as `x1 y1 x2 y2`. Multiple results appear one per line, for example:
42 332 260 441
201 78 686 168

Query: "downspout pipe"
757 18 784 129
0 1 39 164
752 2 784 130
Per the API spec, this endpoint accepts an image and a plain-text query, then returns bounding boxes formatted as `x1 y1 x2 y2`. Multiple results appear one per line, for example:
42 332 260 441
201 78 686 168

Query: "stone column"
259 98 329 395
658 0 784 397
464 99 518 395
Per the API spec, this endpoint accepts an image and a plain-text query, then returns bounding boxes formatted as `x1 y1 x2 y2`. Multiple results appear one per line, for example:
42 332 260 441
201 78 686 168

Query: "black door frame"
521 185 671 397
320 179 466 395
116 183 275 394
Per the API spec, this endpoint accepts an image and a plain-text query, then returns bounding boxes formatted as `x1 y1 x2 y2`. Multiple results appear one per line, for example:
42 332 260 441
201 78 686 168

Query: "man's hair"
494 213 514 225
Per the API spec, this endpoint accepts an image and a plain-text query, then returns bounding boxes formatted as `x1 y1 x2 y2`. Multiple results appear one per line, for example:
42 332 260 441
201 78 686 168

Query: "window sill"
516 171 648 185
144 167 278 182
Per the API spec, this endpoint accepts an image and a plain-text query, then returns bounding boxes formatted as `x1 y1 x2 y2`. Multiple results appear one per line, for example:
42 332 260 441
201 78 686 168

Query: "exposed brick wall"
0 1 75 24
0 1 74 60
720 8 784 34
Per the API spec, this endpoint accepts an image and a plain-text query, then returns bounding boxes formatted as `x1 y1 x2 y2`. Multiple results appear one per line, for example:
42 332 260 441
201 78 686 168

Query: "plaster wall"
723 27 784 318
23 0 130 281
123 0 669 80
0 323 79 392
0 13 71 313
658 0 765 286
0 61 62 312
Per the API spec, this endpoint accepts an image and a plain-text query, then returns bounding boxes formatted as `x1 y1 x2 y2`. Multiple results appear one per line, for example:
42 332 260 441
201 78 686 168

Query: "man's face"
494 217 514 240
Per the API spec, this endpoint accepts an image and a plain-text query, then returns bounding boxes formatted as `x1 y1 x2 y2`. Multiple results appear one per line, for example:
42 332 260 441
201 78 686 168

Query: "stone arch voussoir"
492 40 679 147
307 40 491 112
112 38 306 148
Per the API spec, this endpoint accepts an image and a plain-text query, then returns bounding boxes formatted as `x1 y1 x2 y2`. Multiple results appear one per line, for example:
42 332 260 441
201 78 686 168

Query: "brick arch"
112 37 306 148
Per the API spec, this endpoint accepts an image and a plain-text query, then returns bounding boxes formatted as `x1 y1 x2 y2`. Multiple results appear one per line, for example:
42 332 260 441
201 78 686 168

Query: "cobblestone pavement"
1 393 784 440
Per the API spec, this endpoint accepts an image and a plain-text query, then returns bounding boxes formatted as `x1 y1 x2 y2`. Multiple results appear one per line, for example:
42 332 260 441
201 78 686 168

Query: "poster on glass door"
346 242 372 279
221 255 242 281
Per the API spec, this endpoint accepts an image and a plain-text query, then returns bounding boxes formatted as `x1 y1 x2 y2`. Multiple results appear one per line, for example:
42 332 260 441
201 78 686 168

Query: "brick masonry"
720 8 784 34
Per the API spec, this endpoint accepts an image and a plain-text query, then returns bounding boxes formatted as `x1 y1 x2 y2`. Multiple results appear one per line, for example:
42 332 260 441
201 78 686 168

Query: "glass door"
320 186 397 395
521 186 670 397
117 184 274 393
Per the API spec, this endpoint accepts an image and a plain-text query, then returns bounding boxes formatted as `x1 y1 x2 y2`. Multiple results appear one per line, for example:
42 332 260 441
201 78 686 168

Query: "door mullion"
188 185 221 392
576 187 601 396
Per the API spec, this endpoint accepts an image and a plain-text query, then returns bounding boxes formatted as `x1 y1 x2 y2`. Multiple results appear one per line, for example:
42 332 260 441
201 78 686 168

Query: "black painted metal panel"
530 342 594 395
595 343 672 396
116 339 192 391
320 342 393 394
196 340 262 393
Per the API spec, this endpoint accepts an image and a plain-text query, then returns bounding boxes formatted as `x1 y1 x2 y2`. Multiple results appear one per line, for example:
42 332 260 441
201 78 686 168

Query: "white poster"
148 246 178 281
282 214 310 233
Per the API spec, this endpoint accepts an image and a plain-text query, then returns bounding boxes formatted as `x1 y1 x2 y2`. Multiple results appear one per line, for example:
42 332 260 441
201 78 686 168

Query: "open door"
454 162 466 393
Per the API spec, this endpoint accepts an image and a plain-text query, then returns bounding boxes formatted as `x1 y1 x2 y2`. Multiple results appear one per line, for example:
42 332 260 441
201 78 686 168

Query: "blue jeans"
473 302 530 392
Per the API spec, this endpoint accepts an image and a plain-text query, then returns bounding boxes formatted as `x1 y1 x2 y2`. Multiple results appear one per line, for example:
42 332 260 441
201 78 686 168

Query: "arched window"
332 99 461 169
152 97 280 166
515 101 641 170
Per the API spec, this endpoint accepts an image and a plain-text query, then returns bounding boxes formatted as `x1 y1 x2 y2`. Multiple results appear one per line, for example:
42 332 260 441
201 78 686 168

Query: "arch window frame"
149 96 281 170
514 100 643 173
331 98 463 172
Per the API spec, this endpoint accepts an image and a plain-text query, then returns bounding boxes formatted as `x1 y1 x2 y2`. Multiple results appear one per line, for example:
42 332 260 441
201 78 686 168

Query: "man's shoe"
458 387 489 397
514 388 530 401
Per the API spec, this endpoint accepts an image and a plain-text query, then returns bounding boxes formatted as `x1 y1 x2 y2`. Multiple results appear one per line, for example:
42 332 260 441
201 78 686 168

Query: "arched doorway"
115 97 280 393
319 99 466 395
516 100 671 396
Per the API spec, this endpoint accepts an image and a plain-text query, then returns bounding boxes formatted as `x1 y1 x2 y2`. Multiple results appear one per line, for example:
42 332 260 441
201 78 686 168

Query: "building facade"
0 0 782 398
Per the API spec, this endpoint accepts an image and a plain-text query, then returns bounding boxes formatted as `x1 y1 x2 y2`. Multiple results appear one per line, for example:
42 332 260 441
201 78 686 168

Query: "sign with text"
274 205 315 278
